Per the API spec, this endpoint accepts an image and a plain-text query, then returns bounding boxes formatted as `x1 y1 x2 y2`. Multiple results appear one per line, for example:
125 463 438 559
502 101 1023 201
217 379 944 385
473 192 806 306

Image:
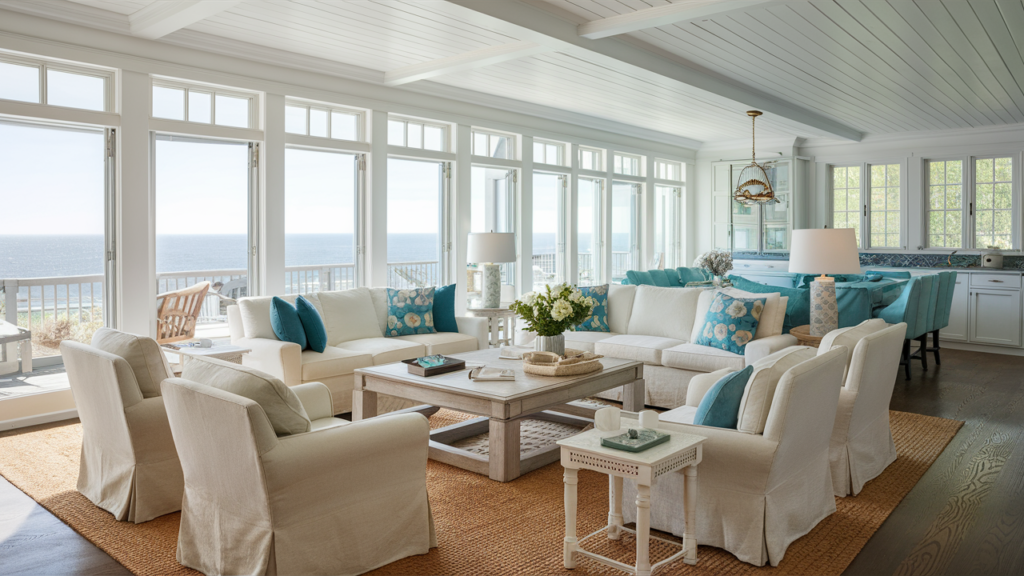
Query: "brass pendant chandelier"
733 110 779 206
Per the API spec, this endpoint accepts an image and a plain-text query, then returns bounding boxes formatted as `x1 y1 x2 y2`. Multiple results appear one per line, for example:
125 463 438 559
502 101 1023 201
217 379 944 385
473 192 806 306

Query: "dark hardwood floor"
1 347 1022 575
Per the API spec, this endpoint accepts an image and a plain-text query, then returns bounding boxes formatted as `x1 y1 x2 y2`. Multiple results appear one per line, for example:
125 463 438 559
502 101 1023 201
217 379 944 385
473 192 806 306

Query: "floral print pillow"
575 284 610 332
694 292 765 355
385 287 436 337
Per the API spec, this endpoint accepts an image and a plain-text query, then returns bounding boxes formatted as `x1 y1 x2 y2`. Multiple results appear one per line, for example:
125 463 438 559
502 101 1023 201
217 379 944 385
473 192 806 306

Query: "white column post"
455 124 472 314
263 93 286 295
117 70 156 336
567 144 579 285
519 136 534 296
644 154 656 269
367 110 389 287
603 149 615 284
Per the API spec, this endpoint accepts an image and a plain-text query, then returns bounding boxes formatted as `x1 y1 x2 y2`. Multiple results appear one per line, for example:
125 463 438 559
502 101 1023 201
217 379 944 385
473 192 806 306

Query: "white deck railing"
2 275 105 329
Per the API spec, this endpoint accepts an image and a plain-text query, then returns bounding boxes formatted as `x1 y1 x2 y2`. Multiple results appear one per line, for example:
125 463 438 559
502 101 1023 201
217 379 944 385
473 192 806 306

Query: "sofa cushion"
660 405 698 425
627 286 703 341
677 267 706 285
594 335 684 366
238 294 299 340
663 268 681 286
300 347 374 382
625 270 654 286
693 366 753 429
182 357 310 436
607 284 636 334
433 284 459 333
91 328 172 398
817 318 888 380
694 293 765 354
738 346 817 434
318 287 383 345
727 275 809 333
368 287 390 335
575 284 610 332
393 332 478 355
270 296 307 350
296 295 328 353
661 343 745 373
335 337 426 365
386 287 436 336
648 269 674 287
565 331 620 352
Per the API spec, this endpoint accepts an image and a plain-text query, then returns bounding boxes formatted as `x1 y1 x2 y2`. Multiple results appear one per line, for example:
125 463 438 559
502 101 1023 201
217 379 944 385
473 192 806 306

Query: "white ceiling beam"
384 42 547 86
578 0 773 40
129 0 243 40
442 0 862 141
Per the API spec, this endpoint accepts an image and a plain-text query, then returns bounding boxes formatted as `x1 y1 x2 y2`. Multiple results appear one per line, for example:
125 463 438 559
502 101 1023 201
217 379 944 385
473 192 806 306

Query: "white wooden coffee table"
353 348 645 482
558 416 706 575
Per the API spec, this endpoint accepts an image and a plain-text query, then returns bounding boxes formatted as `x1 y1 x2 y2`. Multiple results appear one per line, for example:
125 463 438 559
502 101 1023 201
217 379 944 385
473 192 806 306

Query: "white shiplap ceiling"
5 0 1024 146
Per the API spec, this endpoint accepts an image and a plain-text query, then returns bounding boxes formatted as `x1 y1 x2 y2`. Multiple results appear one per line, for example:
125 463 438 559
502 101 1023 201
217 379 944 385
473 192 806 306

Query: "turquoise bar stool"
874 276 926 379
925 271 957 365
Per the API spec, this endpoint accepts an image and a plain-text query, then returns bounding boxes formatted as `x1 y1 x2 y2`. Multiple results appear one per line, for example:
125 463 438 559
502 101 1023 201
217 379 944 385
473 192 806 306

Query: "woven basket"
522 349 604 377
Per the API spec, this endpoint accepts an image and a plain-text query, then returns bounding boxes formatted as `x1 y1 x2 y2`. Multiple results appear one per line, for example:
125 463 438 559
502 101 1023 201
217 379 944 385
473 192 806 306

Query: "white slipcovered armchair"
161 359 436 576
60 329 184 523
818 320 908 496
626 347 848 566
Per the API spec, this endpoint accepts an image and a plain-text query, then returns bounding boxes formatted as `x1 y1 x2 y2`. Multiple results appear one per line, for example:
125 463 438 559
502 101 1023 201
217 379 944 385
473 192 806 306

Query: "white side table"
557 418 706 575
466 307 517 348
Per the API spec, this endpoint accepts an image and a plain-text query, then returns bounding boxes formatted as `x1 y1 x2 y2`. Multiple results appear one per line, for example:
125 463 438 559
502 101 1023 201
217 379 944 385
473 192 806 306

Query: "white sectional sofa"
562 284 797 409
227 287 489 414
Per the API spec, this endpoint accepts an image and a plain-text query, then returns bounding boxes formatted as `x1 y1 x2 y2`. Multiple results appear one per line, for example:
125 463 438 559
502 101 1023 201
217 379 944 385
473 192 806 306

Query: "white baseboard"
935 340 1024 357
0 408 78 431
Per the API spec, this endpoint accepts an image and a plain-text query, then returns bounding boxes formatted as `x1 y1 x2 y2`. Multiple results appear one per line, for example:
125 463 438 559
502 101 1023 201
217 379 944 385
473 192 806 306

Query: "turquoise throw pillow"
693 366 753 429
575 285 609 332
433 284 458 333
270 296 307 350
727 275 808 333
386 287 436 337
694 293 766 354
295 296 327 353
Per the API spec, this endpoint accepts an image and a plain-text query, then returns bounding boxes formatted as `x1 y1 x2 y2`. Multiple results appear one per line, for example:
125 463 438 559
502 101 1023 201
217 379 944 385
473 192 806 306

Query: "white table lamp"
468 232 516 309
789 228 861 337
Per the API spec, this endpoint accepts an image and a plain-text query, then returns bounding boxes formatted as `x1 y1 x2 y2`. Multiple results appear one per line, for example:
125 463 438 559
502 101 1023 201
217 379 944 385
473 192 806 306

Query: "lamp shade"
789 228 861 275
467 232 516 264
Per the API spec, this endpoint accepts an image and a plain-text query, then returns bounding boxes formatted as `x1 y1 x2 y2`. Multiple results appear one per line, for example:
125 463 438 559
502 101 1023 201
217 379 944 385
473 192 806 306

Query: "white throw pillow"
626 286 703 341
238 294 299 340
182 357 311 436
318 287 384 345
368 288 390 335
607 284 637 334
736 346 817 434
91 328 172 398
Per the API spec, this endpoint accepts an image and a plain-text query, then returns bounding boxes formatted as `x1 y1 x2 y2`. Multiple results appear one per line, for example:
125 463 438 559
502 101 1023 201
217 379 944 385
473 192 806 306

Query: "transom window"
868 163 900 248
152 80 256 129
388 116 448 151
472 129 515 160
926 159 963 248
974 156 1014 249
285 100 362 141
579 146 604 171
614 152 643 176
0 54 112 112
655 159 683 181
533 138 565 166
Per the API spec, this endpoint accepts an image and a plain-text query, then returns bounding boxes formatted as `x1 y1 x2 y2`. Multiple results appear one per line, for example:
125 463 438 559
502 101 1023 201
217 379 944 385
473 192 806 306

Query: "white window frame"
578 145 605 172
828 161 906 250
471 128 518 161
654 158 683 182
388 115 451 152
613 152 644 177
969 154 1019 251
151 77 260 130
924 157 967 251
285 98 366 142
533 138 566 167
0 52 115 112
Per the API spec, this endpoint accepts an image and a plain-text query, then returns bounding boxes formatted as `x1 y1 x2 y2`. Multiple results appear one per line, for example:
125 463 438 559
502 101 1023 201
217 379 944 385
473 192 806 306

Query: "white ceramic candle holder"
595 407 621 432
639 410 660 430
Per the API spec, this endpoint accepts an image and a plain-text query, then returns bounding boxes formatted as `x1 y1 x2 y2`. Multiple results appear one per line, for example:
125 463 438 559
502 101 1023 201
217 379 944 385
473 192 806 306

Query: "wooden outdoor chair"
156 281 210 344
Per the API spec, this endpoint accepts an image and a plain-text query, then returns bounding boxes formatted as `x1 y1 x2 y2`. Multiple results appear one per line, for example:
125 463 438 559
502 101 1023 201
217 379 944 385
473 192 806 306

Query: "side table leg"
352 375 377 421
20 340 32 373
623 378 646 413
564 468 579 569
490 317 500 348
636 483 652 576
683 465 698 565
608 475 624 540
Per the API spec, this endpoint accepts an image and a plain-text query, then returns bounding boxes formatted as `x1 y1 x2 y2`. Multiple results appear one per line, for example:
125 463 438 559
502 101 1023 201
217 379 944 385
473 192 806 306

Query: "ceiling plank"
577 0 771 39
385 42 548 86
441 0 863 141
129 0 243 40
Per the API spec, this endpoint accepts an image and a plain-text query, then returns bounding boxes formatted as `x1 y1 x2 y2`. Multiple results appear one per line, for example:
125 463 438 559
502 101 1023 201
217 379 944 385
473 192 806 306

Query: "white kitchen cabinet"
969 288 1022 347
941 273 968 342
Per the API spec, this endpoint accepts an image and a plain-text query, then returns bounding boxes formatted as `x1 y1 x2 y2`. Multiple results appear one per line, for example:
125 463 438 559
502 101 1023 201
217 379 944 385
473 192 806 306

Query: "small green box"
601 429 671 453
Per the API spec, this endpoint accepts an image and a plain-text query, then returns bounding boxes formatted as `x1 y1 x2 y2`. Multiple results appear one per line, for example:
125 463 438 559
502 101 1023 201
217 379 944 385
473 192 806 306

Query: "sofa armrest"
455 316 490 350
744 334 798 365
236 337 302 386
291 381 333 421
685 368 733 407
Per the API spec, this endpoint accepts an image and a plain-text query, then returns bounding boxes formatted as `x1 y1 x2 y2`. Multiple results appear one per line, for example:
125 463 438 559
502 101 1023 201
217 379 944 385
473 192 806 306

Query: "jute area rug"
0 410 961 576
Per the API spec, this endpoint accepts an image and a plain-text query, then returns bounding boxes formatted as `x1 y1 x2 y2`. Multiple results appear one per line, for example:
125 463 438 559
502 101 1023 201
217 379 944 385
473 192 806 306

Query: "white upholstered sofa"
559 284 797 409
228 287 489 414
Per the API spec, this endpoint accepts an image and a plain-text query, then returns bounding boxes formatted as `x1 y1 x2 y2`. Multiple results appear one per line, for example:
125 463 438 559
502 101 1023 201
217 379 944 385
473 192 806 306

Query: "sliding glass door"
532 172 566 291
284 148 360 294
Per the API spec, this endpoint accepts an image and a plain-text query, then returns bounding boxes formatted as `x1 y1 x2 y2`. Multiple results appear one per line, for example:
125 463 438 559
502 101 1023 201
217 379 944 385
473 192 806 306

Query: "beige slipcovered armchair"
161 358 436 576
60 328 183 523
818 320 908 496
627 347 848 566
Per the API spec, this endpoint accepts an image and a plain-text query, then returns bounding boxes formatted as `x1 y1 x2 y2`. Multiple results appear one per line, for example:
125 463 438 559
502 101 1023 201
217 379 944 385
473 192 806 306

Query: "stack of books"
467 366 515 382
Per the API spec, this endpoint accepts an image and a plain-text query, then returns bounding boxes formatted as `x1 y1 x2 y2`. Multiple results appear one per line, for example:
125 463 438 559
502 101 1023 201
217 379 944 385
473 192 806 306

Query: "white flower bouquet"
693 250 733 279
509 283 598 337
